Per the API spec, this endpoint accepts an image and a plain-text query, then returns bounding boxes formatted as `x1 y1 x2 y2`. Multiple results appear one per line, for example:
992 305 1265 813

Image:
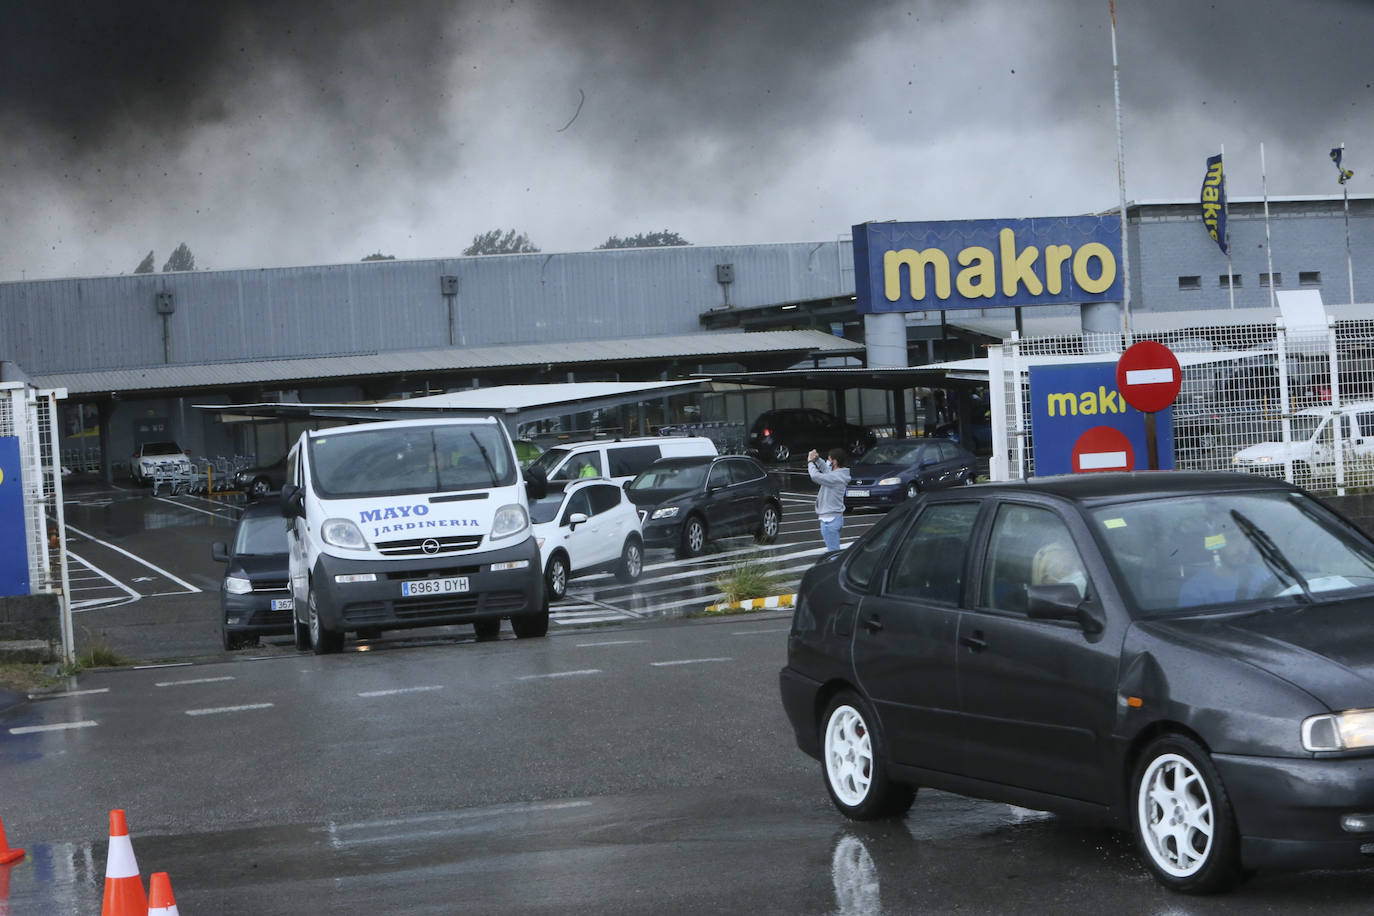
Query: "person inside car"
1178 529 1275 606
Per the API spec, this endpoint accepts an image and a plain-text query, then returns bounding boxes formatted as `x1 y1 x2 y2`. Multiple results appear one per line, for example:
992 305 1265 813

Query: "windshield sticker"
1204 533 1227 551
1103 518 1126 529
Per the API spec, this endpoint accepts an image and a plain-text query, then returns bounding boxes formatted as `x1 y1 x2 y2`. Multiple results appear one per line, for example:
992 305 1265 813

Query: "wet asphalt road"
5 479 1374 912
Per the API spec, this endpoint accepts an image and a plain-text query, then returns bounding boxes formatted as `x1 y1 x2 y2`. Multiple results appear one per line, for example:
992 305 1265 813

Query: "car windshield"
234 514 287 556
1090 490 1374 617
141 442 182 456
526 447 570 478
528 488 568 524
1289 414 1325 441
856 443 924 465
628 463 708 493
308 423 515 498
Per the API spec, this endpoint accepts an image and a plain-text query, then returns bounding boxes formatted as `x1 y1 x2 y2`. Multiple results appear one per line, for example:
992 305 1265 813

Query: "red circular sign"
1116 340 1182 413
1071 426 1135 474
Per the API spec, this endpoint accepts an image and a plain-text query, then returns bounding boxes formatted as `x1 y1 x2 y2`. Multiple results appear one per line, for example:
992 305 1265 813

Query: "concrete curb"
703 593 796 615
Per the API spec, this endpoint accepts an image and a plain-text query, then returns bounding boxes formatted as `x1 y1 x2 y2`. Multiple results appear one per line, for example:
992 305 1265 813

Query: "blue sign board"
853 215 1123 314
0 436 30 596
1028 363 1174 476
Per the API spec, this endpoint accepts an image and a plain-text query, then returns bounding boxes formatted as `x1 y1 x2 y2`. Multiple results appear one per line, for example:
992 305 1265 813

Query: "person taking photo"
807 447 850 551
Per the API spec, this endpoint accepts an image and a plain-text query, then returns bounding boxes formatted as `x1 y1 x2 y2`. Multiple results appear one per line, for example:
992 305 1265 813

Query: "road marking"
30 688 109 699
358 686 444 697
64 523 202 593
67 549 141 609
517 669 601 680
133 662 192 670
9 720 98 734
650 657 733 667
185 703 274 716
732 627 790 635
575 639 647 647
156 676 235 687
152 495 241 520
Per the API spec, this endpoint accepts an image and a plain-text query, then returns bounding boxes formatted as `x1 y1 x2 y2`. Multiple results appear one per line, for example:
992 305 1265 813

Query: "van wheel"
308 588 344 655
512 600 550 639
754 503 779 544
222 628 243 651
677 515 707 558
293 613 311 651
545 553 569 600
615 537 643 583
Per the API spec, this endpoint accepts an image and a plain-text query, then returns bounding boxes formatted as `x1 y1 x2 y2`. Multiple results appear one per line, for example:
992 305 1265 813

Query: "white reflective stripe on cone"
104 834 139 879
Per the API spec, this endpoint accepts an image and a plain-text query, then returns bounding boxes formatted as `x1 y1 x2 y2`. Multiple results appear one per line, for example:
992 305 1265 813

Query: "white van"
525 436 717 485
281 417 547 654
1232 399 1374 485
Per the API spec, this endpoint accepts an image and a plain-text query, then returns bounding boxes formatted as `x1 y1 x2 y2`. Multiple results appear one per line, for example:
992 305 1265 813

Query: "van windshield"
308 423 515 498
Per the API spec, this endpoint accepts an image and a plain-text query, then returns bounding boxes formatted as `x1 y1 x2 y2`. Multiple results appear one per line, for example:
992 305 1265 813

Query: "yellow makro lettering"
1048 393 1077 417
884 248 951 301
1048 387 1126 418
1202 160 1225 242
1000 229 1043 297
956 246 996 298
1044 245 1072 294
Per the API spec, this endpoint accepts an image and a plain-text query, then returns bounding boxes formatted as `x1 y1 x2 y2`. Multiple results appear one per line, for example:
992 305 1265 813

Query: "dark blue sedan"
844 438 976 510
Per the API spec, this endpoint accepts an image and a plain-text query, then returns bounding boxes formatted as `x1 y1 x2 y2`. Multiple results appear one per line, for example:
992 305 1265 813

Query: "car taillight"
763 427 771 437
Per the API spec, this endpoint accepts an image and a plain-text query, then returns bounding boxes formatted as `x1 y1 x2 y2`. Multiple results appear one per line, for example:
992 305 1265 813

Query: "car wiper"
469 431 499 484
1229 509 1313 603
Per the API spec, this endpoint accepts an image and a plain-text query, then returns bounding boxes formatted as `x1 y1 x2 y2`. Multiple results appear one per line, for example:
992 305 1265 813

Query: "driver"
1178 530 1274 606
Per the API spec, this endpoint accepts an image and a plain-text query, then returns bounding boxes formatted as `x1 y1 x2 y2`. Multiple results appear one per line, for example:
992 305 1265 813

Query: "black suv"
747 408 876 464
626 455 781 557
211 502 293 650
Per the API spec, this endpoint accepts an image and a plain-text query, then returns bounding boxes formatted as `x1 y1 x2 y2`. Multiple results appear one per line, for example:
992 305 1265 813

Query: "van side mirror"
211 542 229 563
281 484 304 519
526 467 548 500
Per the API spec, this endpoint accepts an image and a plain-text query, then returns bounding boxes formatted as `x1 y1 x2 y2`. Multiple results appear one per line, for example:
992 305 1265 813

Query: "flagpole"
1223 143 1235 309
1261 142 1277 310
1110 0 1133 342
1341 142 1355 305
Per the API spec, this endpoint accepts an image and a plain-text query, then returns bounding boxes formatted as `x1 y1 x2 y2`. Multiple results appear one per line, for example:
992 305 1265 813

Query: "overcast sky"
2 0 1371 282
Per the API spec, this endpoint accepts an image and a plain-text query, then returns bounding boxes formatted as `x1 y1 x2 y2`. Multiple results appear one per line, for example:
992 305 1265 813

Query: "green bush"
714 560 787 605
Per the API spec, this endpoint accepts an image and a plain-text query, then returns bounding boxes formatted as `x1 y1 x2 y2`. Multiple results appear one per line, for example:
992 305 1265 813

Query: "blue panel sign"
0 436 30 596
1028 363 1174 477
853 215 1123 314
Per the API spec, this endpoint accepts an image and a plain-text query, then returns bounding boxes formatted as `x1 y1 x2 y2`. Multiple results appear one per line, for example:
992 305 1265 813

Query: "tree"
463 229 540 256
595 230 691 250
361 252 396 261
162 243 195 272
134 251 155 274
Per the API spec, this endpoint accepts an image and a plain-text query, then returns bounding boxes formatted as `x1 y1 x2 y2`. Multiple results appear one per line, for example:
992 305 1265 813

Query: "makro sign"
0 436 30 596
1028 362 1174 476
852 215 1123 313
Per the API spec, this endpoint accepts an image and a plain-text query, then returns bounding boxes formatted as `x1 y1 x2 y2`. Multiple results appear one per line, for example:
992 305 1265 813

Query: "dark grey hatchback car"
780 471 1374 893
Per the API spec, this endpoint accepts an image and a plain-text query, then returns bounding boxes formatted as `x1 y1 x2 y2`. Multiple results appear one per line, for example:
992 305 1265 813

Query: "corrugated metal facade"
0 241 855 375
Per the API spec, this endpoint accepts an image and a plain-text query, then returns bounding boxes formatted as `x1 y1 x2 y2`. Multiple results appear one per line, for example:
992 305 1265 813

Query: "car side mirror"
1027 584 1103 635
526 466 548 500
212 542 229 563
280 484 304 519
567 512 589 529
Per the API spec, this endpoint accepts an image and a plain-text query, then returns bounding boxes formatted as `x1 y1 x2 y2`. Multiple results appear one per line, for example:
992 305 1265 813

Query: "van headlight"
224 575 252 595
321 518 368 550
1302 709 1374 751
491 503 530 540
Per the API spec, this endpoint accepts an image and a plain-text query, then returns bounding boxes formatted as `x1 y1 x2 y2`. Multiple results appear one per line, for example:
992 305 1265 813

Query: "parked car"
747 408 876 464
525 435 717 485
130 440 192 485
232 455 287 497
1231 399 1374 485
529 477 644 600
844 438 975 510
626 455 780 557
780 471 1374 893
212 502 294 650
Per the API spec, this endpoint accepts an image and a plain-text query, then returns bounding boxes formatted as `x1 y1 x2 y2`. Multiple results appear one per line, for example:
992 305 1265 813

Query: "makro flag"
1331 146 1355 184
1200 153 1228 255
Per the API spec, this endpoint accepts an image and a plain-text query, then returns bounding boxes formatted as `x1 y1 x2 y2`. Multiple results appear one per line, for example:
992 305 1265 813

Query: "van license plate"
270 598 294 611
402 577 470 597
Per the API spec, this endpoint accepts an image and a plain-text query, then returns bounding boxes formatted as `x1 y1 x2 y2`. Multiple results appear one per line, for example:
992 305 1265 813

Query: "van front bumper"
309 536 543 632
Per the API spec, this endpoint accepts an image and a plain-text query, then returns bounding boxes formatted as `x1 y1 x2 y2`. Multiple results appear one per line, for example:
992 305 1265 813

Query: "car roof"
652 455 727 468
965 471 1294 507
1297 399 1374 416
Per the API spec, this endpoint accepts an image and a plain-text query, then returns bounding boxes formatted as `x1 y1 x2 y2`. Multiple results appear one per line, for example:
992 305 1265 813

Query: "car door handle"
960 631 988 651
862 614 883 633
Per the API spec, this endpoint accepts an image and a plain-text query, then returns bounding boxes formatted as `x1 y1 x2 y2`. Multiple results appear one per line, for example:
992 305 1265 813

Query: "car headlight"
321 518 368 550
1302 708 1374 751
491 503 530 541
224 576 252 595
651 506 680 520
878 477 902 486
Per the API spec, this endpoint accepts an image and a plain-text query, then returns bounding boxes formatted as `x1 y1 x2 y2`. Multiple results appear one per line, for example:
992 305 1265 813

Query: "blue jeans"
820 516 843 551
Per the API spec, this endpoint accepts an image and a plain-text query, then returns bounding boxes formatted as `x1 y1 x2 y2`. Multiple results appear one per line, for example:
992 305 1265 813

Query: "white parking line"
575 639 647 647
9 721 98 735
155 676 235 687
67 549 141 610
65 523 202 593
29 688 109 700
185 703 274 716
151 495 241 520
731 627 790 635
358 686 444 697
650 657 733 667
517 669 602 680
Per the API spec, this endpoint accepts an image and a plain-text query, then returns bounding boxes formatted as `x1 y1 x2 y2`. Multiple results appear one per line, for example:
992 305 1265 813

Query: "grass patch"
67 635 139 673
713 559 788 605
0 663 58 693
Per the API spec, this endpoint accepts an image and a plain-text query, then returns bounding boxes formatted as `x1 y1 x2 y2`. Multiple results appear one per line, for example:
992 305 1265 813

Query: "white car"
529 477 644 600
130 440 193 485
1232 400 1374 484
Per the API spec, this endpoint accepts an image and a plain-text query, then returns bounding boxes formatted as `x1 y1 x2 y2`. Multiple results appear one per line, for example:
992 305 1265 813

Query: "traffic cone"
0 817 22 865
147 872 180 915
101 809 147 915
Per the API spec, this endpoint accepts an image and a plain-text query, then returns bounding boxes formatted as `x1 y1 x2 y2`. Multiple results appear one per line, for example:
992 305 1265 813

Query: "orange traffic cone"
101 809 147 916
147 872 180 915
0 817 22 865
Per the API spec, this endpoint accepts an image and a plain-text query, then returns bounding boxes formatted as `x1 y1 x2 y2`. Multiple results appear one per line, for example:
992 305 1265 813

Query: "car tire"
754 502 780 544
545 553 569 600
820 690 915 820
249 476 271 498
293 611 311 651
472 618 501 641
1131 733 1240 894
677 515 707 558
772 444 791 463
511 598 550 639
308 587 344 655
615 537 643 583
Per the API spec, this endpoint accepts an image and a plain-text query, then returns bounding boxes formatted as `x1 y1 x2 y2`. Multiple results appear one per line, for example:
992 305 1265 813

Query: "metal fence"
2 382 73 663
989 315 1374 496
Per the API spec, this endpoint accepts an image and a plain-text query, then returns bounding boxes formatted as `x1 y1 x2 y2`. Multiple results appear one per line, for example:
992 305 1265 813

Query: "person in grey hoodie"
807 447 850 550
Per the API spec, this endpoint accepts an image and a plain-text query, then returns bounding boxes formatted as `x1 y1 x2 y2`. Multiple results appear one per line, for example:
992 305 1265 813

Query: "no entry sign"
1072 425 1135 473
1116 340 1182 413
